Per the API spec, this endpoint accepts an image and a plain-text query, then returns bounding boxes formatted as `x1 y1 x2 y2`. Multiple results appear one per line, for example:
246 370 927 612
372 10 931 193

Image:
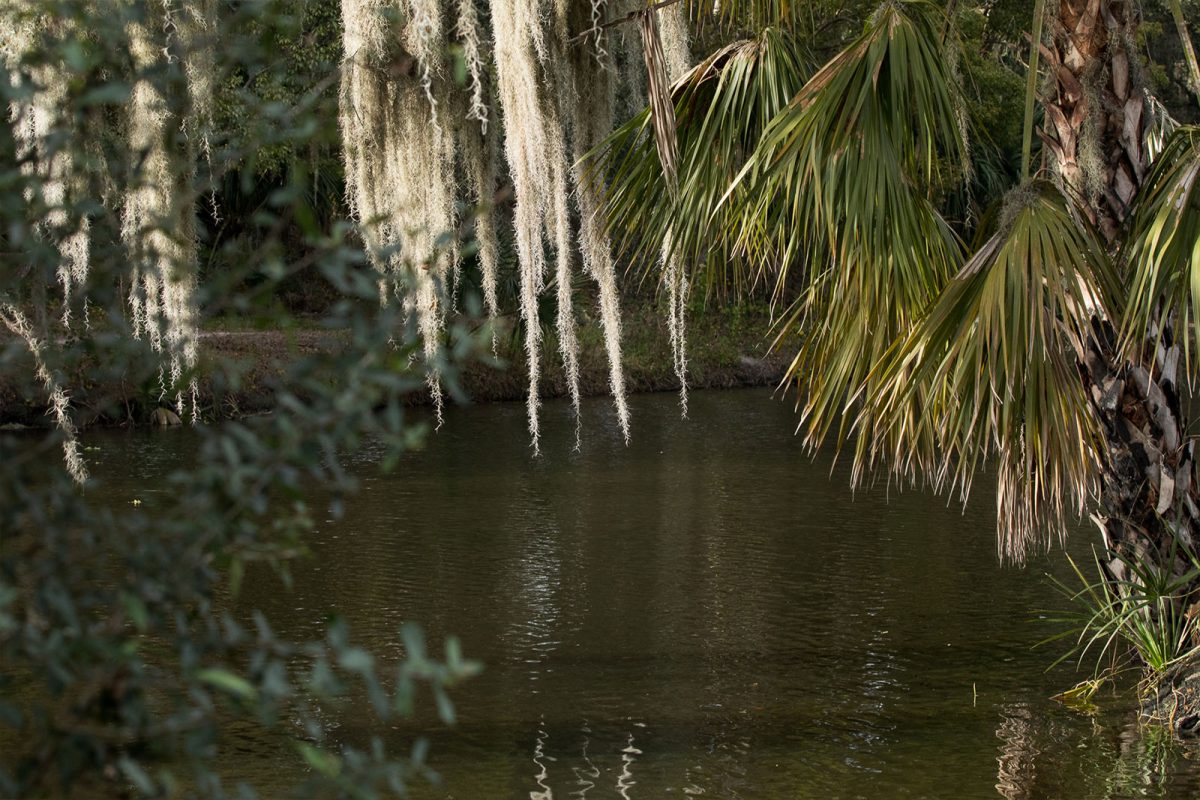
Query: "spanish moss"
6 17 90 329
339 0 456 425
571 28 630 441
488 0 554 451
123 11 200 418
0 304 86 484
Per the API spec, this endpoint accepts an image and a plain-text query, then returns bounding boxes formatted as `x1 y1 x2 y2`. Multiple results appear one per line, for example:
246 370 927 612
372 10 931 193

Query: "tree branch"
568 0 686 45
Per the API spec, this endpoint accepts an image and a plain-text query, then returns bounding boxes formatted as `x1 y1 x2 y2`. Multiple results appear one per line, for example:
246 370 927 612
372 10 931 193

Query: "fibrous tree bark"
1040 0 1147 239
1044 0 1200 694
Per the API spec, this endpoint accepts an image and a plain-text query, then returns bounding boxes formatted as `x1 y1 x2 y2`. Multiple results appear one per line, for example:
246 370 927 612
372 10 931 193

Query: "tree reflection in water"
995 703 1039 799
995 701 1195 799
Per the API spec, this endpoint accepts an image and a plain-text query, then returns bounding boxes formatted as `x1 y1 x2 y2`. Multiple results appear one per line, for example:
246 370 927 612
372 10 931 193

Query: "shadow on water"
80 388 1200 798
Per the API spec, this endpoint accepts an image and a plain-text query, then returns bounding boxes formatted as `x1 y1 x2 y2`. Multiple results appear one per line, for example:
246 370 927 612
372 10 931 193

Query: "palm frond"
638 8 680 188
862 182 1120 560
1119 125 1200 371
726 0 969 449
1144 96 1180 163
588 26 813 299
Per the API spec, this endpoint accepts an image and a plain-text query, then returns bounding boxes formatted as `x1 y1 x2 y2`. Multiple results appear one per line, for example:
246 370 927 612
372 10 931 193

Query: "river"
80 387 1200 799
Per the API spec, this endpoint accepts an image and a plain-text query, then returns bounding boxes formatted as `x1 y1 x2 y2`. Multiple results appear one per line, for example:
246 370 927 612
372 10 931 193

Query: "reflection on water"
531 717 552 800
617 728 641 800
995 704 1039 799
568 722 599 799
79 388 1200 798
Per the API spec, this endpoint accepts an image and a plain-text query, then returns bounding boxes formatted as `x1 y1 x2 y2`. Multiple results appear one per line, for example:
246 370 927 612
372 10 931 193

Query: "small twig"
568 0 686 45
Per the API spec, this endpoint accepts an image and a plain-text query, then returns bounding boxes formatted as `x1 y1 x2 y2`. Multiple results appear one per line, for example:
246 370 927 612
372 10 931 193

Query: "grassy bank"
0 302 793 428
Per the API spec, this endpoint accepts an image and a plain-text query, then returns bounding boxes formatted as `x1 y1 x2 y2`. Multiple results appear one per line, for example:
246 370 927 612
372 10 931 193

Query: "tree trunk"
1082 323 1200 593
1040 0 1146 239
1043 0 1200 722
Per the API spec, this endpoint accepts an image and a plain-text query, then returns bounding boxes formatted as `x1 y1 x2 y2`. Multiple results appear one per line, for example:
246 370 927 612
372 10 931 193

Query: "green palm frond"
589 26 812 299
863 182 1120 559
1119 125 1200 369
736 0 969 262
725 0 968 448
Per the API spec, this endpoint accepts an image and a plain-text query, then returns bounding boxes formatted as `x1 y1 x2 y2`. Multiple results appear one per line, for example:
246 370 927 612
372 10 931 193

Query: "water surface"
84 388 1200 799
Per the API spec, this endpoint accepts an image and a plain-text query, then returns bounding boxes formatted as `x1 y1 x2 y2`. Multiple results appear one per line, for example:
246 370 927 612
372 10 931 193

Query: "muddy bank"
0 306 792 428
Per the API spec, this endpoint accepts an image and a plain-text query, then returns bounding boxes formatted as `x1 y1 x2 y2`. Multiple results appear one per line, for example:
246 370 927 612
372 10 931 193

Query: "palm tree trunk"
1039 0 1146 239
1043 0 1200 704
1083 324 1200 587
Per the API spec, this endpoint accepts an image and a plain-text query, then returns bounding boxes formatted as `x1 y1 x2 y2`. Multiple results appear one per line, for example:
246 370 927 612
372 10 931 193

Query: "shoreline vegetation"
0 303 791 429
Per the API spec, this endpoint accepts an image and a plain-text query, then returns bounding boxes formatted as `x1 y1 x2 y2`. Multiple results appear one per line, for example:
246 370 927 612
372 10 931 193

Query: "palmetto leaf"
588 26 812 299
726 0 968 449
1119 125 1200 370
863 182 1121 559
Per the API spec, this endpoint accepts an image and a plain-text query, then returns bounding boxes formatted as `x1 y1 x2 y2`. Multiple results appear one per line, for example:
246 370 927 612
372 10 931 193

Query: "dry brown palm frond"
638 8 679 190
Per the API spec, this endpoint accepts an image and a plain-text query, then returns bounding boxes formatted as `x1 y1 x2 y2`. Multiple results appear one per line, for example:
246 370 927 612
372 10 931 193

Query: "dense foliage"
1 3 480 797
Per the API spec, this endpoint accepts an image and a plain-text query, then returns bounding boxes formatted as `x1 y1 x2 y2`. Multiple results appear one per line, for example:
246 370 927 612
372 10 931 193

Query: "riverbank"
0 304 792 428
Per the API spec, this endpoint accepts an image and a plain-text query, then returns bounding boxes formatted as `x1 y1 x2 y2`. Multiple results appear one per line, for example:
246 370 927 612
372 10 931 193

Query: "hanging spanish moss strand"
456 0 489 130
662 238 689 416
0 304 86 484
160 3 202 419
519 0 548 61
172 0 217 161
640 7 688 416
173 0 216 417
461 117 502 344
389 78 455 427
489 0 555 452
570 35 630 442
339 0 456 426
6 18 91 330
544 4 584 447
455 0 497 329
339 0 390 298
446 102 467 314
123 11 201 419
447 0 488 313
611 0 647 122
657 1 691 82
588 0 609 62
53 167 91 331
408 0 446 113
551 197 579 449
552 0 569 34
124 18 157 344
173 0 219 230
578 172 632 439
405 0 456 426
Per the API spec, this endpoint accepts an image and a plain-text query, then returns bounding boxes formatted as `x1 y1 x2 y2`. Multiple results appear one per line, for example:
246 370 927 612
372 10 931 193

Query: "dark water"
83 388 1200 799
